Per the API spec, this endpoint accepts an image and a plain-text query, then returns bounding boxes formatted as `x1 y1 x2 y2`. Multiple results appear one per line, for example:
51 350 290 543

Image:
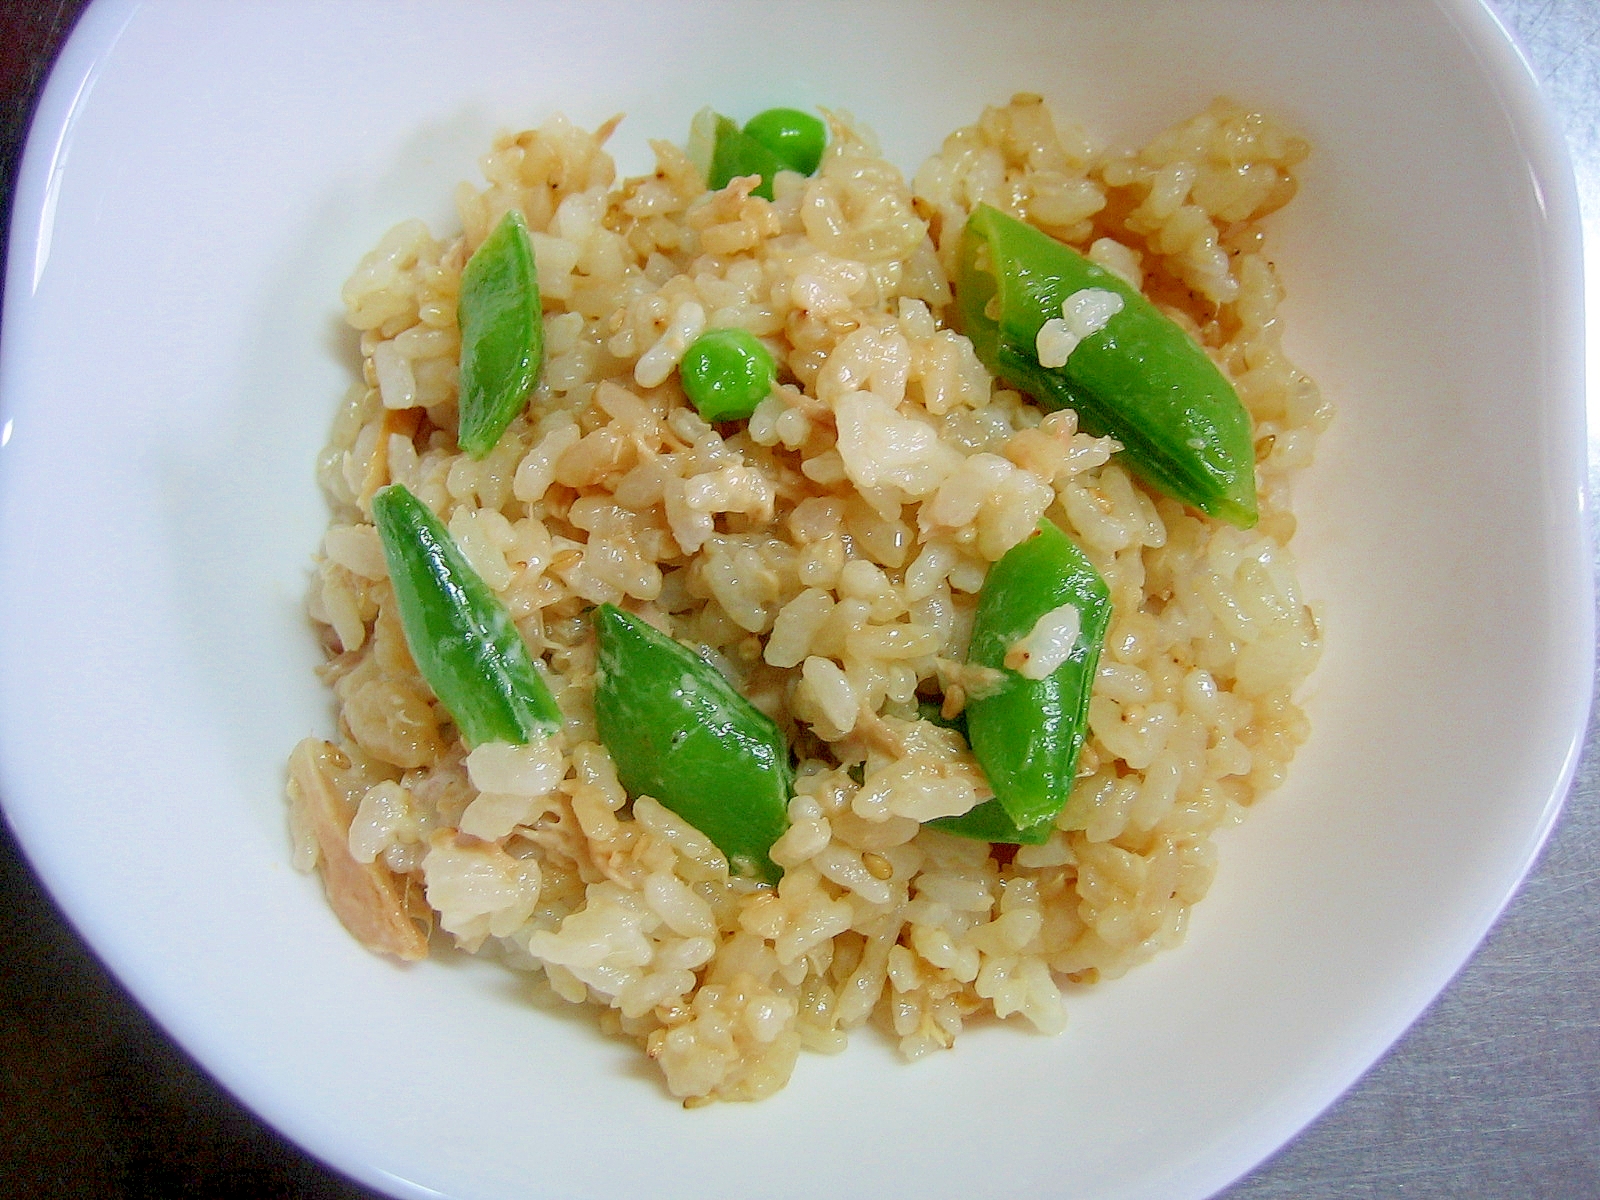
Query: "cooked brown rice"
286 94 1328 1103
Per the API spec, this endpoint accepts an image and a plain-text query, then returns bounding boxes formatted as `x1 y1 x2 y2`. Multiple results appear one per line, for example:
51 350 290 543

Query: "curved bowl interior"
0 2 1588 1198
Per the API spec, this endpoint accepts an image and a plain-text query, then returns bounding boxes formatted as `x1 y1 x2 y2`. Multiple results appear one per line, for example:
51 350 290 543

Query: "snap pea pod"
591 604 790 884
912 706 1049 842
457 209 543 458
957 519 1110 833
371 483 561 747
693 111 785 200
957 203 1258 528
930 797 1053 846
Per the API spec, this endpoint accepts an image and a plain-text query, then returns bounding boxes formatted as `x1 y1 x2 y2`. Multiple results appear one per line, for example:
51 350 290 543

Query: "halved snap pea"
917 706 1050 844
371 483 562 747
457 208 543 458
701 112 785 200
591 604 790 884
958 203 1258 528
929 795 1054 846
945 519 1111 836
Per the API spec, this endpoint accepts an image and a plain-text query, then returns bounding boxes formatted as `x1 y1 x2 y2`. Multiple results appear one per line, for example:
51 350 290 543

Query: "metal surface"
0 1 1595 1196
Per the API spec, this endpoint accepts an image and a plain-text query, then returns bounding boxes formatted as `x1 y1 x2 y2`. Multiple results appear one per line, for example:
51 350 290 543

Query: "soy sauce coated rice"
287 94 1328 1103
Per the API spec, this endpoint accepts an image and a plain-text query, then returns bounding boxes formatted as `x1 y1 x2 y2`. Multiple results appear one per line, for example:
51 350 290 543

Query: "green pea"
742 107 826 177
958 203 1258 528
371 483 562 747
457 209 543 458
591 604 790 884
958 519 1111 833
680 327 776 422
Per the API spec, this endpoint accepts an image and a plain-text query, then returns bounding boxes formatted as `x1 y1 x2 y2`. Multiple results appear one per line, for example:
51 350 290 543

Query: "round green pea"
679 327 776 422
742 107 826 177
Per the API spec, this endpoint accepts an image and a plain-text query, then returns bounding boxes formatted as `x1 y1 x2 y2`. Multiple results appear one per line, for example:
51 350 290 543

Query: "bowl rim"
0 1 1591 1198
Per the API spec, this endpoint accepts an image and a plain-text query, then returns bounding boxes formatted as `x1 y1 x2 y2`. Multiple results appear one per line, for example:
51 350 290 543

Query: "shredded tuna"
358 406 423 506
287 738 430 961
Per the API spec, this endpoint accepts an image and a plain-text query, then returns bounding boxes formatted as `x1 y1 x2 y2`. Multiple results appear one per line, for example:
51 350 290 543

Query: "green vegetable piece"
707 113 785 200
958 203 1258 528
742 107 826 176
918 697 1053 846
930 798 1053 846
371 483 561 747
680 327 776 421
592 604 791 884
963 520 1111 831
689 105 825 201
457 209 543 458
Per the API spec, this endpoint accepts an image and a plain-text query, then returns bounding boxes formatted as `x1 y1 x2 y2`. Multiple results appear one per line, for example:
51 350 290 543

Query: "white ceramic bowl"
0 2 1588 1198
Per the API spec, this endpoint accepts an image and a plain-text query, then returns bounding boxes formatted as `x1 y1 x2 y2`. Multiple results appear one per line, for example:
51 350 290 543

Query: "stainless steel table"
0 2 1595 1196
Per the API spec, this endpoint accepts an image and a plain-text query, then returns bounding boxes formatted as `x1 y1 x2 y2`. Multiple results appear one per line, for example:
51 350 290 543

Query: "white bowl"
0 2 1587 1198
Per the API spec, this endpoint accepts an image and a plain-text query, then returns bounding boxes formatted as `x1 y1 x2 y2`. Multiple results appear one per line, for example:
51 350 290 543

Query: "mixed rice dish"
287 94 1328 1103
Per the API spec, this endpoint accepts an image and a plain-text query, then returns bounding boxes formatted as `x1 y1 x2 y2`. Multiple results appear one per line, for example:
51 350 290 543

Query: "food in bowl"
286 93 1327 1102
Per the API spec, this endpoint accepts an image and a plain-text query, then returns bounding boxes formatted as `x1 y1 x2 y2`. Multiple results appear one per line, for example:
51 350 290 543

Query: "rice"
286 94 1329 1103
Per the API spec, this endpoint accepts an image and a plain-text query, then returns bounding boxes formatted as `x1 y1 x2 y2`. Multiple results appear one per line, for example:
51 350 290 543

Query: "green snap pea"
591 604 790 884
680 327 776 421
457 209 543 458
371 483 561 747
917 710 1051 846
949 519 1110 835
930 797 1053 846
742 107 826 176
958 203 1258 528
703 112 785 200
